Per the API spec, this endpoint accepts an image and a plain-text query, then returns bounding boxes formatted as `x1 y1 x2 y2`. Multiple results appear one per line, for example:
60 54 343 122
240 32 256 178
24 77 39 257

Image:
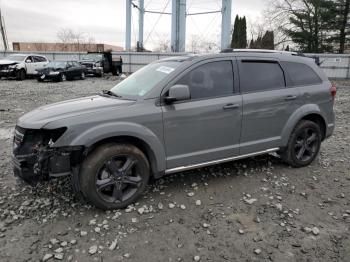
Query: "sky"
0 0 265 51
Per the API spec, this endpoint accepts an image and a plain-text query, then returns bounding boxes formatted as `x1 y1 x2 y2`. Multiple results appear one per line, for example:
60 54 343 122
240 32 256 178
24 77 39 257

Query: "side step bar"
165 148 279 174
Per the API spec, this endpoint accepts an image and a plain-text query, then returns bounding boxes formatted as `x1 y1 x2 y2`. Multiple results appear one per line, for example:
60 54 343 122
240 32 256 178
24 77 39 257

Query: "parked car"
80 51 123 77
13 50 336 210
0 54 49 80
36 61 86 82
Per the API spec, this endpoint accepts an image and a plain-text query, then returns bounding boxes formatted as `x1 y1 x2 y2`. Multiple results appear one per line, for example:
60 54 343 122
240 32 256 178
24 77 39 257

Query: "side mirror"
25 59 32 63
164 85 190 104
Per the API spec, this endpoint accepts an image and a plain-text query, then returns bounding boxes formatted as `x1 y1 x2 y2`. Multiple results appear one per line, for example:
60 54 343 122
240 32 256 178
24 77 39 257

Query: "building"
12 42 124 52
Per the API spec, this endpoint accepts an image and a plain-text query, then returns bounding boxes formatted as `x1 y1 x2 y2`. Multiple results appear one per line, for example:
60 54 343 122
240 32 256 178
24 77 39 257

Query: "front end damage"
12 126 84 185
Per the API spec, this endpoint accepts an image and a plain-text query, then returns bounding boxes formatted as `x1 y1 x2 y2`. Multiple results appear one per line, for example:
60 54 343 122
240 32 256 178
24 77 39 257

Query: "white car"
0 54 49 80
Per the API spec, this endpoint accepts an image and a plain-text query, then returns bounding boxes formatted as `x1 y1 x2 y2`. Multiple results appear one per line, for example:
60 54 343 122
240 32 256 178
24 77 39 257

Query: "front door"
162 59 242 169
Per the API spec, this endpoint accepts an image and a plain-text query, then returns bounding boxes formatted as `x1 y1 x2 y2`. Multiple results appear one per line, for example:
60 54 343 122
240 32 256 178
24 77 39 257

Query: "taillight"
330 85 337 100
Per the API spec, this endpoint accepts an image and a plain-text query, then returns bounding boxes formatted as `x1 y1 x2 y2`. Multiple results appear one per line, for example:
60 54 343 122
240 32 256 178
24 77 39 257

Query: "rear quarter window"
281 61 322 86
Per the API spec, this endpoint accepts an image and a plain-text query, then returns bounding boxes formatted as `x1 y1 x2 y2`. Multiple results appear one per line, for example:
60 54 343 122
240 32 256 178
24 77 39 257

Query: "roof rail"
220 48 304 56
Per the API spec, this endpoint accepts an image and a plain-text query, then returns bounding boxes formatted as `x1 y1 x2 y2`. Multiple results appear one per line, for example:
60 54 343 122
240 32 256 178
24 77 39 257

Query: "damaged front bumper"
12 126 83 184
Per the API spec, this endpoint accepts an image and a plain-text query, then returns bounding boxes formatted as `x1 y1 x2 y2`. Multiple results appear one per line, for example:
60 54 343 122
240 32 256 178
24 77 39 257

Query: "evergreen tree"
230 15 247 48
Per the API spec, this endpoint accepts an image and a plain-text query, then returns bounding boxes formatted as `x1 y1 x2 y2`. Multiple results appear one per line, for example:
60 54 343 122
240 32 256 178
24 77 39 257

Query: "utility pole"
221 0 232 50
138 0 144 51
171 0 186 52
125 0 132 51
0 6 8 51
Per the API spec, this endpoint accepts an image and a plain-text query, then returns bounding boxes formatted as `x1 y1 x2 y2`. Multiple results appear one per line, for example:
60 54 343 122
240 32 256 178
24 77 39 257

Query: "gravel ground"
0 77 349 262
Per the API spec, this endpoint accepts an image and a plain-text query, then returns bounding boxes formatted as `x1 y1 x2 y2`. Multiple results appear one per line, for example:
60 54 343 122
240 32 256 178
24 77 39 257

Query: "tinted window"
240 61 285 93
33 56 46 62
281 62 322 86
176 61 234 100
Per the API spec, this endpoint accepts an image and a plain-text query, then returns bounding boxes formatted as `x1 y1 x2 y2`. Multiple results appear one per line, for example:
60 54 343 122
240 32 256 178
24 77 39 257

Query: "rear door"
161 59 242 169
238 58 301 154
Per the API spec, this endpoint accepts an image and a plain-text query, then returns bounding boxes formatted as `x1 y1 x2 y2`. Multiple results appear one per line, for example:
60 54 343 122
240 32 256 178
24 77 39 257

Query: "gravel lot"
0 77 349 262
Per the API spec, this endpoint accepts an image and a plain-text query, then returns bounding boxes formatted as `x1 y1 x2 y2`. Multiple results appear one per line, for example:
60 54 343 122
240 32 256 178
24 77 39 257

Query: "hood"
0 60 18 66
17 95 135 129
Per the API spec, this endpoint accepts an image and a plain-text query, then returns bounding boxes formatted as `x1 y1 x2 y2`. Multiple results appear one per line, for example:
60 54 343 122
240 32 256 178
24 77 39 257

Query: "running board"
165 148 279 174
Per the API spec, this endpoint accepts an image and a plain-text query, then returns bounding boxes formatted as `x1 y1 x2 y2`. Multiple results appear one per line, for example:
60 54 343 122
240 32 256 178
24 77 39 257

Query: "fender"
51 122 167 173
281 104 327 146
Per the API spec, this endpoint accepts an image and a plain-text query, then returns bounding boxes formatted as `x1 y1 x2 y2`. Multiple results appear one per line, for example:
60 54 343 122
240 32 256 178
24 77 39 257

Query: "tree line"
231 0 350 53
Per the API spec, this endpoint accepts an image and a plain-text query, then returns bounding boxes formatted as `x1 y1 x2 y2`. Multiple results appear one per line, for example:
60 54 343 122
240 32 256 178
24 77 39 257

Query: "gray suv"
13 51 336 210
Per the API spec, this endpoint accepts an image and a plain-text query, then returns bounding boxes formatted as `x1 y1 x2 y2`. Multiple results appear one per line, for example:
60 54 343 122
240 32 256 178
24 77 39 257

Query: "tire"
79 143 150 210
281 120 322 168
59 73 66 82
80 72 86 80
16 69 26 81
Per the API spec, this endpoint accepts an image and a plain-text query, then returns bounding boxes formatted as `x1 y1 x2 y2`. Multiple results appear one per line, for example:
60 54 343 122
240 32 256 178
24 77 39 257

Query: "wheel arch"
85 135 161 178
281 105 328 146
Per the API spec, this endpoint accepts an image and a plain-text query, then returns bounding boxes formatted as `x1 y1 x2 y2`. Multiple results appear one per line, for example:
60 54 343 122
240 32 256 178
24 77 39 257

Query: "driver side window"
176 61 234 100
25 56 33 63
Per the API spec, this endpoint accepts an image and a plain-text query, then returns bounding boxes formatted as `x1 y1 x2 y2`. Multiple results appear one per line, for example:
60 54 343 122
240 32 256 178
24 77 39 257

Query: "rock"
137 207 145 215
202 223 210 228
42 253 53 261
312 227 320 236
89 219 96 226
94 227 101 233
275 203 283 211
109 239 118 251
169 203 175 209
54 253 64 260
244 198 257 205
238 229 244 234
195 200 202 206
80 231 87 237
60 241 67 247
131 217 138 223
254 248 262 255
187 192 195 197
194 255 201 261
303 227 312 233
89 245 98 255
124 253 130 258
70 239 77 245
50 239 59 245
180 204 186 210
158 203 164 210
54 248 63 253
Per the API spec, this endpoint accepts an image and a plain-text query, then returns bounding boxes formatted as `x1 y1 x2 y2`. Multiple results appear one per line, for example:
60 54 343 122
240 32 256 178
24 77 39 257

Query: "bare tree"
57 28 96 52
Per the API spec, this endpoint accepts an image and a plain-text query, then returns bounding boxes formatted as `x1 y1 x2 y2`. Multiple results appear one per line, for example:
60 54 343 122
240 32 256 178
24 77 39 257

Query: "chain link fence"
1 51 349 79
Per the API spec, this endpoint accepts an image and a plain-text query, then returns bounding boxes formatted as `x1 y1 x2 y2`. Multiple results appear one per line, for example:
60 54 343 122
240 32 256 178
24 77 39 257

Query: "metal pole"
138 0 144 50
171 0 186 52
221 0 232 50
125 0 132 51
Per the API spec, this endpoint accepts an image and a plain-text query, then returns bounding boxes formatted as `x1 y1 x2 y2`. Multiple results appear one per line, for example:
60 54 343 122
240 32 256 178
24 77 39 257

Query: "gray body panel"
16 52 335 176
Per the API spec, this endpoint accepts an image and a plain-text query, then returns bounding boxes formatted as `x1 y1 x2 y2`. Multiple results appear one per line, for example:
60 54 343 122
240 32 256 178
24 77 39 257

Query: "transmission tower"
125 0 232 52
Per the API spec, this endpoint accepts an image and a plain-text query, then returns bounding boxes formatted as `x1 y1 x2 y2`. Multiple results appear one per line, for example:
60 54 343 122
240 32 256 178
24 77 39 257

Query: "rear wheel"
79 143 150 210
16 69 26 81
281 120 322 167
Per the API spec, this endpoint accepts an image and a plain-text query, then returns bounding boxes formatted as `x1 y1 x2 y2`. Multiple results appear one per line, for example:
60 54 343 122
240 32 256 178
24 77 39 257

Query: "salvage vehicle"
36 61 86 82
80 51 123 77
13 50 336 210
0 54 49 80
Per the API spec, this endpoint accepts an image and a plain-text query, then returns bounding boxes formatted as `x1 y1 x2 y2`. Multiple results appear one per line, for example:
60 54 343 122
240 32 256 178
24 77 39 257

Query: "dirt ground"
0 77 349 262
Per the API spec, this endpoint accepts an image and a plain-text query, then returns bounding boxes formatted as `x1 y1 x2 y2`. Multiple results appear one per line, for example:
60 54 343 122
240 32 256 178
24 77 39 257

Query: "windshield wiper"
101 90 122 98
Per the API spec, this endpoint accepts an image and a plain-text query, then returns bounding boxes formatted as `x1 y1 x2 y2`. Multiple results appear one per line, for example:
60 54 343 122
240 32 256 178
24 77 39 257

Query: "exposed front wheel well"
300 114 327 140
86 136 158 177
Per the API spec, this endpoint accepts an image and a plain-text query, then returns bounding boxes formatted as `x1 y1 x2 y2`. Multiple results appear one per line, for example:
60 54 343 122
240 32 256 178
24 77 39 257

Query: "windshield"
82 54 103 61
110 61 181 98
46 61 67 68
6 55 26 62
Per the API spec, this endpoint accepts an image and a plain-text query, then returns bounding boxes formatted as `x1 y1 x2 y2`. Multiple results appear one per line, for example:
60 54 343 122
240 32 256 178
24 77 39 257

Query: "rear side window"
176 61 234 100
239 61 285 93
281 61 322 86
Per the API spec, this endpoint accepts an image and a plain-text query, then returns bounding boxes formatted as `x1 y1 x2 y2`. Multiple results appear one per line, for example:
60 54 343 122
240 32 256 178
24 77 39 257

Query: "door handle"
285 95 297 101
223 103 240 110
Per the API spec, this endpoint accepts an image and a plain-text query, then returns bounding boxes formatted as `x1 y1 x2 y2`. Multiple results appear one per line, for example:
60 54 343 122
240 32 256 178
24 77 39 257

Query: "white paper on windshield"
156 66 175 74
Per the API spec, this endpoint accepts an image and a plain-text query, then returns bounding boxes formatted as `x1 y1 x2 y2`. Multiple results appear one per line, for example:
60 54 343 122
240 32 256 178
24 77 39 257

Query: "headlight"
8 64 18 69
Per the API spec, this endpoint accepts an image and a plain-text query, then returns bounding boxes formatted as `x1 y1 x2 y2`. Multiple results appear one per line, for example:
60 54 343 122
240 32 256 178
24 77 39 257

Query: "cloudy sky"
0 0 265 51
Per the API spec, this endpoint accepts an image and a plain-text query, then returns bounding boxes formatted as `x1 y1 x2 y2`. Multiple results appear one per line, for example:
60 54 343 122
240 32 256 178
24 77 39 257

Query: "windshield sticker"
156 66 175 74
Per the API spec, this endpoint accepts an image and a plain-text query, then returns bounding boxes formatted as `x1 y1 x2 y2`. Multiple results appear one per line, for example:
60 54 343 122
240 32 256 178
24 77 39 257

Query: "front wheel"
80 71 86 80
60 73 66 82
281 120 322 167
16 69 26 81
79 143 150 210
